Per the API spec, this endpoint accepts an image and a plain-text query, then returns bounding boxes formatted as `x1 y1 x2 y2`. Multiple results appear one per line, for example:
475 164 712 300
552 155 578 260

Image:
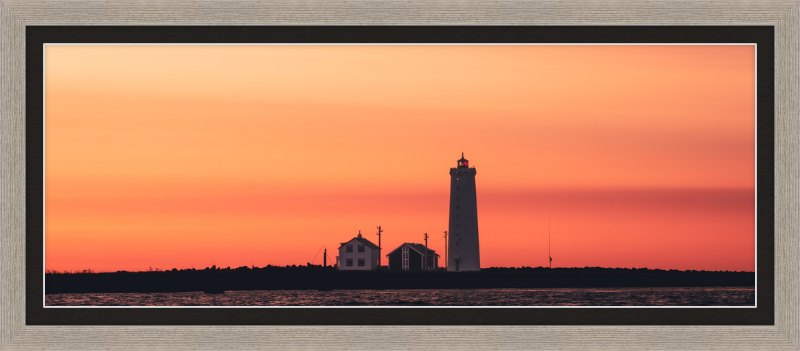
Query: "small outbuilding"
336 231 381 270
386 243 439 271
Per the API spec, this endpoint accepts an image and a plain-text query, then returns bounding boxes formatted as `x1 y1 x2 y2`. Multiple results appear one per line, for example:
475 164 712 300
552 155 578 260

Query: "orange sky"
44 45 756 272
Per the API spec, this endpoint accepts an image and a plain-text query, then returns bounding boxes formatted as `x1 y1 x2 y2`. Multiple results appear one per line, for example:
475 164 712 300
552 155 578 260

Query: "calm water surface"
46 287 754 306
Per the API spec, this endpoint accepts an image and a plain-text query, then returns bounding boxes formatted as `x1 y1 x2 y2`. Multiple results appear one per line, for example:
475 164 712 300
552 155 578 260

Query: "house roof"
386 243 440 257
338 236 380 250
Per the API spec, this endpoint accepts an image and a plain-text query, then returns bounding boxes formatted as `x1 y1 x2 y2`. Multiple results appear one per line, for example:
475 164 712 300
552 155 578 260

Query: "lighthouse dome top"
457 152 469 168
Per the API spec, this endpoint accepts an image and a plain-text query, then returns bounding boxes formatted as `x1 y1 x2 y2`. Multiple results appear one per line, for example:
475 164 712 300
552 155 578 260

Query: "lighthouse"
447 153 480 271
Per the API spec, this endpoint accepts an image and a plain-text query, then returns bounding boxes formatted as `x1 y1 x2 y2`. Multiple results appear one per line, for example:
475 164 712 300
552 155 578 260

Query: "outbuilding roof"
385 243 440 257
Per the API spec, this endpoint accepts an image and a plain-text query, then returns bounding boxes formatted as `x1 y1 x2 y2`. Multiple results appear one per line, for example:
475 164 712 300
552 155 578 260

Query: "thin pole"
377 225 383 268
549 213 552 269
443 231 448 270
424 232 429 270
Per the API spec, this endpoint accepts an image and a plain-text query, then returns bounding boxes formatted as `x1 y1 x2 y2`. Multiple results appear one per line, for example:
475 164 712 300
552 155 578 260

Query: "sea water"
45 286 754 306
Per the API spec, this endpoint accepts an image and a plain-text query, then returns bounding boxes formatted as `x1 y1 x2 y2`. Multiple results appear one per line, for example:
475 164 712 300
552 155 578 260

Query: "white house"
336 231 381 270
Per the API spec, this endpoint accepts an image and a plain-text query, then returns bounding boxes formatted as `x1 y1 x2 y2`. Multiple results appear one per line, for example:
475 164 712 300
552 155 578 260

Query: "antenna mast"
377 225 383 268
424 232 429 271
443 231 448 270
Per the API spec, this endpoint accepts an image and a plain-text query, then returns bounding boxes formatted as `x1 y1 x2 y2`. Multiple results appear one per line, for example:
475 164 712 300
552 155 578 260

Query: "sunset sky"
44 45 756 272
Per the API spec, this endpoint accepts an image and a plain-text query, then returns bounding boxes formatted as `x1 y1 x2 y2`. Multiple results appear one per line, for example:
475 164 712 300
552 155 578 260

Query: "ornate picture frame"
2 1 798 349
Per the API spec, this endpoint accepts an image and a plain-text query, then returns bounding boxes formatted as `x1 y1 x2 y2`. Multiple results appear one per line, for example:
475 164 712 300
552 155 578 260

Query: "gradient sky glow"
44 45 756 272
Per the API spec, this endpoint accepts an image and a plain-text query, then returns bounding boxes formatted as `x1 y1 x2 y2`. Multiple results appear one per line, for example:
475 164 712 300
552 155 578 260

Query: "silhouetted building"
448 153 480 271
386 243 439 271
336 231 381 270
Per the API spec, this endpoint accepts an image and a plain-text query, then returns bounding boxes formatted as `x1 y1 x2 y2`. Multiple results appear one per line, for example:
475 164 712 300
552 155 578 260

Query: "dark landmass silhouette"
45 265 755 294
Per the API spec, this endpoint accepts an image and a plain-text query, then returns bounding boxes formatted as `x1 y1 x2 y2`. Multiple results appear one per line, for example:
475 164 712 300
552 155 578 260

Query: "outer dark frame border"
24 26 773 326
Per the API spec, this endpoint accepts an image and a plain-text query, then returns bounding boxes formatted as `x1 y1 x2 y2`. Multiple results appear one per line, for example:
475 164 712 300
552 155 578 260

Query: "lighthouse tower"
447 153 480 271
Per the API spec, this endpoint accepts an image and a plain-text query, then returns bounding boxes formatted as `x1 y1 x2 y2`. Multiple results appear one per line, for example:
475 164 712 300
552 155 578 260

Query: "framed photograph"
35 27 768 315
3 2 799 350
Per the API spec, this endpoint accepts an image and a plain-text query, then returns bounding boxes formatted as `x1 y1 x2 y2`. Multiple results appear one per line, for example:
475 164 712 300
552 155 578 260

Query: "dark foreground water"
46 287 754 306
